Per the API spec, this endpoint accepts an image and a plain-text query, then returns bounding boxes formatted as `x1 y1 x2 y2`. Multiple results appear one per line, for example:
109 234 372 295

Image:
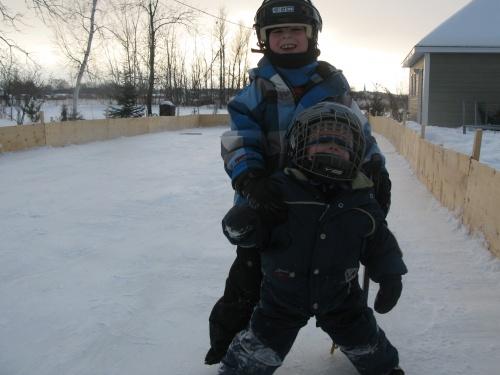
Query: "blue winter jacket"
255 169 407 315
221 57 382 186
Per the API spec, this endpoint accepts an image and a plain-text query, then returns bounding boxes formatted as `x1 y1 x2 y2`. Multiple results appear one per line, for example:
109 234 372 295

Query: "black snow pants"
219 284 399 375
206 246 262 364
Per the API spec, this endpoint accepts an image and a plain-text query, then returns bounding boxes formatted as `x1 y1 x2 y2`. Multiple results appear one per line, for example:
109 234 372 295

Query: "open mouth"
280 43 298 50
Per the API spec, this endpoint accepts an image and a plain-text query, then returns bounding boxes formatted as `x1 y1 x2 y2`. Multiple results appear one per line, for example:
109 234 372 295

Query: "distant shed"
402 0 500 127
159 100 176 116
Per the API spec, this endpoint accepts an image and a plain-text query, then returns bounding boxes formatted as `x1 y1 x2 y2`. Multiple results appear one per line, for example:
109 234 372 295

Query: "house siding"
428 53 500 127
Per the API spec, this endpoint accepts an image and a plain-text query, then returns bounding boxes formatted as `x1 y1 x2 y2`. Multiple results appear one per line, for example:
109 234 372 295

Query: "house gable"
403 0 500 67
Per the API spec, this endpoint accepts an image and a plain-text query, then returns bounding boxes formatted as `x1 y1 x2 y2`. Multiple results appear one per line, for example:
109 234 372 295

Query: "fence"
370 116 500 258
0 114 230 153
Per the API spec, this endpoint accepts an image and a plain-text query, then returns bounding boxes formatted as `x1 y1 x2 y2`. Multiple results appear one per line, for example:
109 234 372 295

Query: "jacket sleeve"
221 81 268 184
361 212 408 283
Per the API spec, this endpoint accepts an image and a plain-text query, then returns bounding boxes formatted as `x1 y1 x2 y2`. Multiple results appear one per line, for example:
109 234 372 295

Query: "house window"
409 72 416 97
409 69 422 97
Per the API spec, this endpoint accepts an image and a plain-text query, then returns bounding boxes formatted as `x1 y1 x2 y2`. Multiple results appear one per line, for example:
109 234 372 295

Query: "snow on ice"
1 126 500 374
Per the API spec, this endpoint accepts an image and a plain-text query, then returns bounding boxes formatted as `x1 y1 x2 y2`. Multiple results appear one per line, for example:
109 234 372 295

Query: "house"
402 0 500 127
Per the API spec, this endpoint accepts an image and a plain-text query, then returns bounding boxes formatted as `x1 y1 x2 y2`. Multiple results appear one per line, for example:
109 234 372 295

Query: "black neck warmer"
264 45 319 69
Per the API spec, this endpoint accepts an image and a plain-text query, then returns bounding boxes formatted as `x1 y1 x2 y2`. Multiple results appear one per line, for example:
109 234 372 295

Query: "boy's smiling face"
268 26 308 54
306 127 353 162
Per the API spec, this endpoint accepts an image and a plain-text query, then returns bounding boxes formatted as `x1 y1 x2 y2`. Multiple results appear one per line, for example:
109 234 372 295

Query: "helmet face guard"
254 0 322 49
288 102 366 182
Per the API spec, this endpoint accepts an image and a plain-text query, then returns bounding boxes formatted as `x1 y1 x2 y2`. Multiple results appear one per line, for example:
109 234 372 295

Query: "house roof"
402 0 500 67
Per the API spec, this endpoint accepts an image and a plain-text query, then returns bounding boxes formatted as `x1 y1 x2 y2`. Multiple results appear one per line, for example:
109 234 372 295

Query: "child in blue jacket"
218 102 407 375
206 0 392 364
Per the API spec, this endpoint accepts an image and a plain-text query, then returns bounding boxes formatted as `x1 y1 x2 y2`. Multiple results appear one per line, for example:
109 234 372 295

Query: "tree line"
1 1 407 124
0 0 252 121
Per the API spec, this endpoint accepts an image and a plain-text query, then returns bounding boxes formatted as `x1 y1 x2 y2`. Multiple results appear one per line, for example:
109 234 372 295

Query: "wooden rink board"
371 116 500 258
0 124 46 152
0 114 229 153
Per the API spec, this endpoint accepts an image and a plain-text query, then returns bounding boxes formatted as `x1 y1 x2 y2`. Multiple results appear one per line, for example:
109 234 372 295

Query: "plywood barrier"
46 119 112 147
440 148 470 213
370 116 500 258
0 114 229 153
147 115 200 133
463 161 500 257
198 114 230 127
400 128 421 171
0 124 46 152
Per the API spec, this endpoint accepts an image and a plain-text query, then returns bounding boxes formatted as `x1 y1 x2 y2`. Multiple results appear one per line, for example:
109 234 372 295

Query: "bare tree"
103 0 144 88
159 27 190 106
0 2 18 47
0 2 32 57
0 59 44 124
29 0 65 16
384 86 408 122
138 0 193 116
0 1 65 50
214 7 227 108
162 27 176 103
190 46 205 106
49 0 100 119
229 24 251 92
209 39 217 104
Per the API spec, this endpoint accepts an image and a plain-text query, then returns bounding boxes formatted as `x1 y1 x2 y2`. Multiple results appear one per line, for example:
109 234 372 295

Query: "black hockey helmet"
254 0 323 50
288 102 365 182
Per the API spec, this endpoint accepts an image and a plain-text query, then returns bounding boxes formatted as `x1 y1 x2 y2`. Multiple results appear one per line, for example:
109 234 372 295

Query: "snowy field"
0 101 227 127
1 128 500 375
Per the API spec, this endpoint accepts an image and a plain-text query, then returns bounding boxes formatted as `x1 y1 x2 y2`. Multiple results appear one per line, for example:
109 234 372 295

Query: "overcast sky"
2 0 472 92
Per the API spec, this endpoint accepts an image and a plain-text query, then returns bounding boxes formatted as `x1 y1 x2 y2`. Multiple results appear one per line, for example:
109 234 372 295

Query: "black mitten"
222 205 263 248
362 154 392 217
374 275 402 314
234 171 285 215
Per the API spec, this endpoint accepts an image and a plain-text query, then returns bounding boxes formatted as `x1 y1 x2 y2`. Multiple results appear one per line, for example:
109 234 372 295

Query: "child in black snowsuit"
218 102 407 375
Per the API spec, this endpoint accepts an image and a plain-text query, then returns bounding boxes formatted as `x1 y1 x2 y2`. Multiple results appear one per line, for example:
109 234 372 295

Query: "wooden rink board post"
471 129 483 161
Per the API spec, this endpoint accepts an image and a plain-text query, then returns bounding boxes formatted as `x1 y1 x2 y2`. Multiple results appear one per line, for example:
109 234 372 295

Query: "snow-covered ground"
0 101 227 127
406 121 500 170
1 127 499 375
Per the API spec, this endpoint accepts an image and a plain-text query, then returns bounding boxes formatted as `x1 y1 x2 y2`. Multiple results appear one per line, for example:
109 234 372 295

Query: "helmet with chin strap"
288 102 366 182
254 0 322 52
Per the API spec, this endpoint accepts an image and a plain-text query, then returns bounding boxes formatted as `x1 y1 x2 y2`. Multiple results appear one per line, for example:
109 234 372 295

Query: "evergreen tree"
59 103 83 121
106 71 144 118
369 84 386 117
60 104 68 121
21 96 43 124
